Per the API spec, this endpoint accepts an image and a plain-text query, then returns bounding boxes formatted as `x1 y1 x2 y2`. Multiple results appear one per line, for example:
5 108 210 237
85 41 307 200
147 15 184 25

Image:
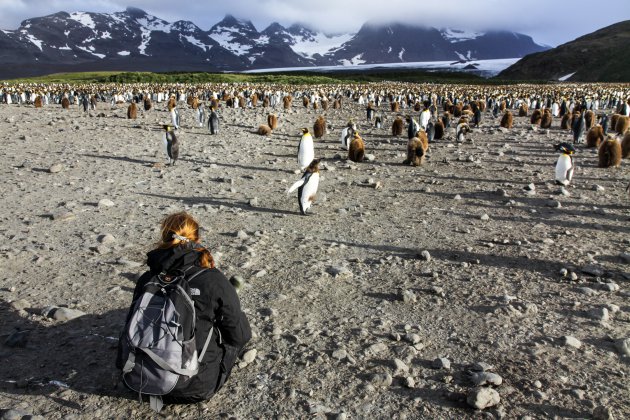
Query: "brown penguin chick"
560 113 572 130
238 96 246 108
34 96 43 108
598 136 622 168
530 109 542 125
302 96 310 108
391 101 400 112
500 111 513 129
586 126 604 148
392 116 404 137
540 109 553 129
313 116 326 139
584 110 595 129
434 119 445 139
519 103 528 117
61 97 70 109
190 97 199 109
186 95 194 107
622 132 630 158
90 95 98 110
610 114 620 131
348 131 365 163
615 115 629 136
333 98 342 109
167 96 176 112
283 95 292 109
127 102 138 119
143 97 152 111
453 104 463 118
210 98 219 111
477 100 486 112
267 113 278 130
313 101 319 110
321 99 329 110
251 93 258 107
499 101 506 112
403 132 429 166
257 124 272 136
414 102 422 112
262 96 269 107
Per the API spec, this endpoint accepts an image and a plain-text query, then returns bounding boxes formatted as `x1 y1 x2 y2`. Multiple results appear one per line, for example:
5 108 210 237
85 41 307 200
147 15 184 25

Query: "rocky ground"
0 95 629 420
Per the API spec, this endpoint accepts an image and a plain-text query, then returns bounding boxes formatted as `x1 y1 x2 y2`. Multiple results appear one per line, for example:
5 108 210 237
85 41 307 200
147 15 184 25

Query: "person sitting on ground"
117 211 251 404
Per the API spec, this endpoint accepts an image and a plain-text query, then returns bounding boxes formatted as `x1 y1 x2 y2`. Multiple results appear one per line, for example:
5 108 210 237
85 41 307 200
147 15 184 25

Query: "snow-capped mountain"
0 7 549 79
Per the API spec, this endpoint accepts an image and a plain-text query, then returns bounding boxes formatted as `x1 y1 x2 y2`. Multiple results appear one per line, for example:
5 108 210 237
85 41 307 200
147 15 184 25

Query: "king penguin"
170 106 180 130
554 142 575 186
456 122 470 142
161 125 179 166
298 128 315 171
197 103 206 128
287 159 320 216
208 109 219 135
340 121 357 150
572 112 585 144
426 121 435 143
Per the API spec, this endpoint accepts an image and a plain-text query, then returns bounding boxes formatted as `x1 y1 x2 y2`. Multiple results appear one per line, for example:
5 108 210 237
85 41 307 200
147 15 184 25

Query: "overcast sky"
1 0 628 47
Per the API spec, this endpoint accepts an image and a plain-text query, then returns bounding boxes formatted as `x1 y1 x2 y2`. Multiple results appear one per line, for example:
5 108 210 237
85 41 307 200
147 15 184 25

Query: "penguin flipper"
287 179 305 195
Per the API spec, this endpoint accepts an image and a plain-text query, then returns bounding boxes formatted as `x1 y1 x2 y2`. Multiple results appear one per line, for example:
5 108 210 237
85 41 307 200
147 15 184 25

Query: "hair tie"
172 233 190 242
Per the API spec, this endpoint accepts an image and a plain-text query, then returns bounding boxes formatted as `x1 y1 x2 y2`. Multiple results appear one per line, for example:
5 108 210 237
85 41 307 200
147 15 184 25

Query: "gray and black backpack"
118 267 212 412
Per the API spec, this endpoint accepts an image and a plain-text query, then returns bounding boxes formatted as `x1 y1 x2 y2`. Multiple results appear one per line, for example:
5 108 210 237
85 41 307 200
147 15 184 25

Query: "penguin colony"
11 82 630 216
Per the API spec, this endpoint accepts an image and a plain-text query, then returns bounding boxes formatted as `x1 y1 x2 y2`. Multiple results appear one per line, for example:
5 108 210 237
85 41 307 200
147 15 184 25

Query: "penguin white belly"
298 137 314 170
170 109 178 128
300 173 320 213
340 128 350 150
555 155 573 185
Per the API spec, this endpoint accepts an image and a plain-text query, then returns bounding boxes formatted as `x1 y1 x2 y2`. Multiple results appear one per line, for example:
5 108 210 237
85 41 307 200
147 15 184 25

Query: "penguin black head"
554 142 575 155
301 127 310 135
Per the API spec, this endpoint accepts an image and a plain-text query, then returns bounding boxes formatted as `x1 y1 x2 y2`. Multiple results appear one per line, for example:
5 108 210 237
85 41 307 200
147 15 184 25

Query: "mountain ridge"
0 8 549 79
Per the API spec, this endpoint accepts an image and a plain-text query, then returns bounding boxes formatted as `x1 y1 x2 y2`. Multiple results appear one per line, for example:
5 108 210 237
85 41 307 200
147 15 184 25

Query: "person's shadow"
0 300 130 404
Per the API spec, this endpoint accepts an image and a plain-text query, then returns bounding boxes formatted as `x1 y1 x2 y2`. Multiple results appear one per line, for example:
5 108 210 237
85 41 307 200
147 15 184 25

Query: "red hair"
158 212 215 268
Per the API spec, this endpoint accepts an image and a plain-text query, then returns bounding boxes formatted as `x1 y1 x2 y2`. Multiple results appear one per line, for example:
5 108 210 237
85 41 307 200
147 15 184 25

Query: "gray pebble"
588 307 609 321
419 250 431 261
98 198 115 207
432 357 451 369
471 372 502 386
561 336 582 349
97 234 116 244
480 214 490 221
48 163 63 173
369 372 393 387
467 387 500 409
592 406 614 420
614 338 630 356
241 349 257 364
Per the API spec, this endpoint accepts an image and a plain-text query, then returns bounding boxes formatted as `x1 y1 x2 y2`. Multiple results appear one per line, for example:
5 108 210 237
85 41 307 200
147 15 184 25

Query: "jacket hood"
146 245 200 274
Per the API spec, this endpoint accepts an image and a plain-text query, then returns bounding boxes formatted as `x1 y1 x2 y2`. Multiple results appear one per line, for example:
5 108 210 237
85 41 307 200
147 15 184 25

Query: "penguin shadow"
321 239 417 260
178 158 293 174
81 153 154 166
0 300 132 401
521 403 591 419
137 192 296 216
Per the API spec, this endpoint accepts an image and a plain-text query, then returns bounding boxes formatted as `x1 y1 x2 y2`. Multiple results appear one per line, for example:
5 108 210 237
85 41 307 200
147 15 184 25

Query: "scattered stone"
588 307 609 321
41 306 86 321
470 362 494 372
546 199 561 208
327 266 353 278
98 198 115 207
404 377 415 388
419 250 431 261
236 230 249 240
241 349 257 364
48 163 63 173
97 234 116 244
454 194 462 200
1 409 33 420
471 372 502 386
369 372 393 388
524 183 536 191
9 299 30 311
367 342 388 355
561 336 582 349
229 275 245 292
52 211 76 221
593 185 605 192
467 387 500 410
619 253 630 264
248 197 259 207
332 349 347 360
614 338 630 357
559 268 568 277
432 357 451 369
400 289 417 303
392 358 409 375
480 214 490 221
599 282 619 292
404 333 421 345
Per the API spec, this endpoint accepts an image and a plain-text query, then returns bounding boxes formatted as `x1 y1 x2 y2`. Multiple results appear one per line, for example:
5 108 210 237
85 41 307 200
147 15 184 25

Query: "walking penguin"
287 159 320 216
161 124 179 166
554 142 575 186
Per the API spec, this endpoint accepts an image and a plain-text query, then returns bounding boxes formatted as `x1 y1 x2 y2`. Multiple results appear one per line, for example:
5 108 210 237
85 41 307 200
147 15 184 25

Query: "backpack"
118 267 213 412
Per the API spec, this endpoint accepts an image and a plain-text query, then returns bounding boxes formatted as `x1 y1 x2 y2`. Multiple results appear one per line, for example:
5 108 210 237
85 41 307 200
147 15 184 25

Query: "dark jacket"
117 245 252 402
